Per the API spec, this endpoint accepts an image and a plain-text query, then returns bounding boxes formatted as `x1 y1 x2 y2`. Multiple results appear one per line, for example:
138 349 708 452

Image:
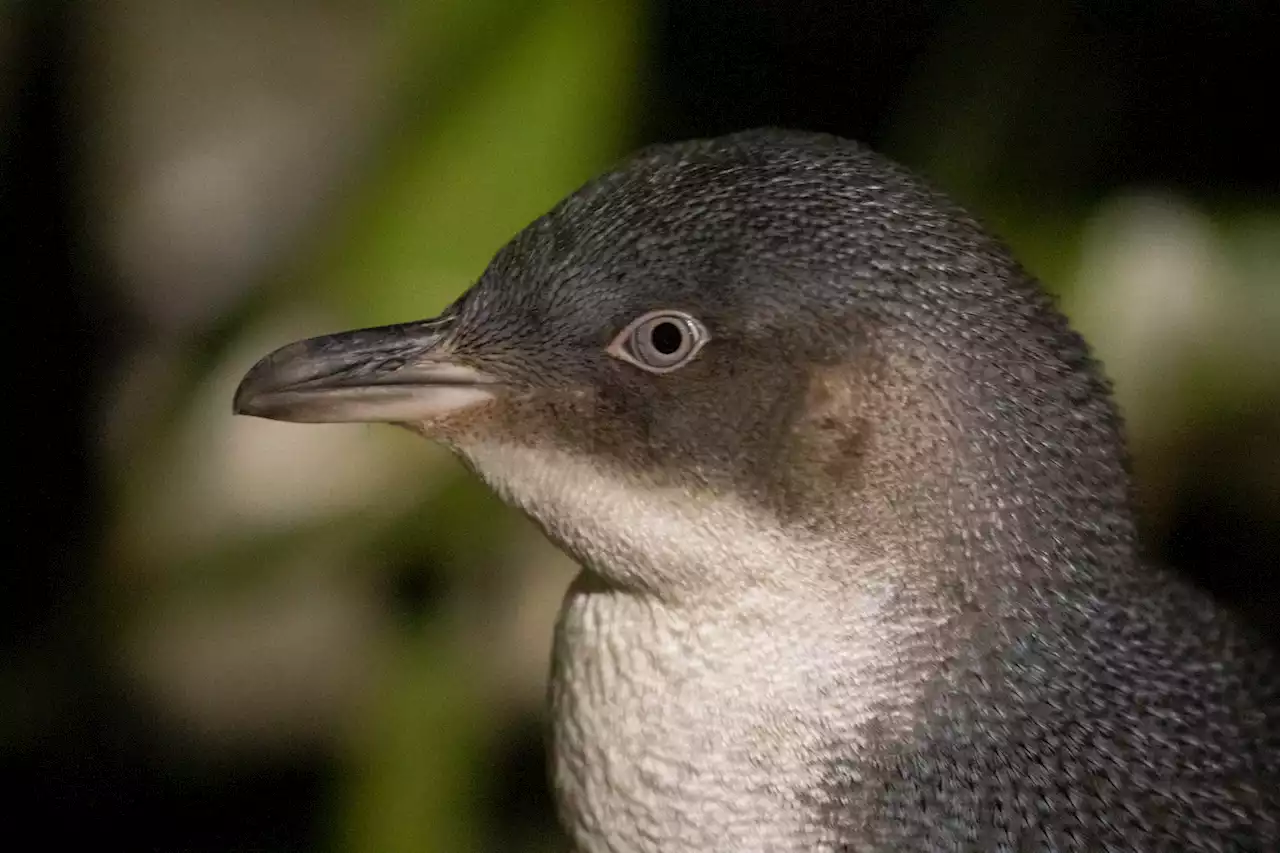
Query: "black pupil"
649 321 684 356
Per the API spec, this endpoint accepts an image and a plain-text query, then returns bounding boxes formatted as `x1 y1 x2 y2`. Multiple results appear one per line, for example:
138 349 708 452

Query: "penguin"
234 130 1280 852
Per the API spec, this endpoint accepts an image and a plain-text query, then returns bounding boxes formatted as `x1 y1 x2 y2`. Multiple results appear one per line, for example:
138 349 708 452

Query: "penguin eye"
607 309 708 373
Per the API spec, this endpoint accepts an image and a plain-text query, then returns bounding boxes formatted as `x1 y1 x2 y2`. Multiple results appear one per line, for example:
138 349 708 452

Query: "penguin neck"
800 306 1143 622
910 323 1140 615
459 439 953 853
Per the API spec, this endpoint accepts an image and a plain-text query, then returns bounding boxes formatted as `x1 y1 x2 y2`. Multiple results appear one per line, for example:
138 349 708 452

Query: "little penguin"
234 130 1280 852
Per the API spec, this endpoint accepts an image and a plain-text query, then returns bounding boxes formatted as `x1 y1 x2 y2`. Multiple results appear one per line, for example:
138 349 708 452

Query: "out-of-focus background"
5 1 1277 850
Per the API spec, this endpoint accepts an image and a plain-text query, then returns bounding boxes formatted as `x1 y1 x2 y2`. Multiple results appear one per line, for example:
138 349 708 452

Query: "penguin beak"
233 318 499 424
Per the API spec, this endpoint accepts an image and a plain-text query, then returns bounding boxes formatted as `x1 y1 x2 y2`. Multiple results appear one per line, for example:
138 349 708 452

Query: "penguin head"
236 130 1132 601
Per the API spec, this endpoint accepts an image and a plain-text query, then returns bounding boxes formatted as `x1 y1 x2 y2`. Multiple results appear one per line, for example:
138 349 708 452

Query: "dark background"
6 1 1278 850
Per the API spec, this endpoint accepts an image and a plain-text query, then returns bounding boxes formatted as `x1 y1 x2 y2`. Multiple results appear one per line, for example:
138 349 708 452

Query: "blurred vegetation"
6 1 1277 851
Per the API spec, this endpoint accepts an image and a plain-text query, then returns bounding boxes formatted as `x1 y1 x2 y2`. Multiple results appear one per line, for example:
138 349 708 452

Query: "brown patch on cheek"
827 429 872 484
779 355 963 560
787 365 872 498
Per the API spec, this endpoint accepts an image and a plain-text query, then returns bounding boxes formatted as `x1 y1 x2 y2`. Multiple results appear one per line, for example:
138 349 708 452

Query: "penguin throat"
457 440 953 852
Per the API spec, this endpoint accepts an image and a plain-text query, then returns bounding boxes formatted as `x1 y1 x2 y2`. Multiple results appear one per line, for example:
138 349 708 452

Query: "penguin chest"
548 578 872 853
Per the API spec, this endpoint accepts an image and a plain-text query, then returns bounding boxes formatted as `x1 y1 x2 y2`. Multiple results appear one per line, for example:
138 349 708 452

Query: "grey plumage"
235 130 1280 851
